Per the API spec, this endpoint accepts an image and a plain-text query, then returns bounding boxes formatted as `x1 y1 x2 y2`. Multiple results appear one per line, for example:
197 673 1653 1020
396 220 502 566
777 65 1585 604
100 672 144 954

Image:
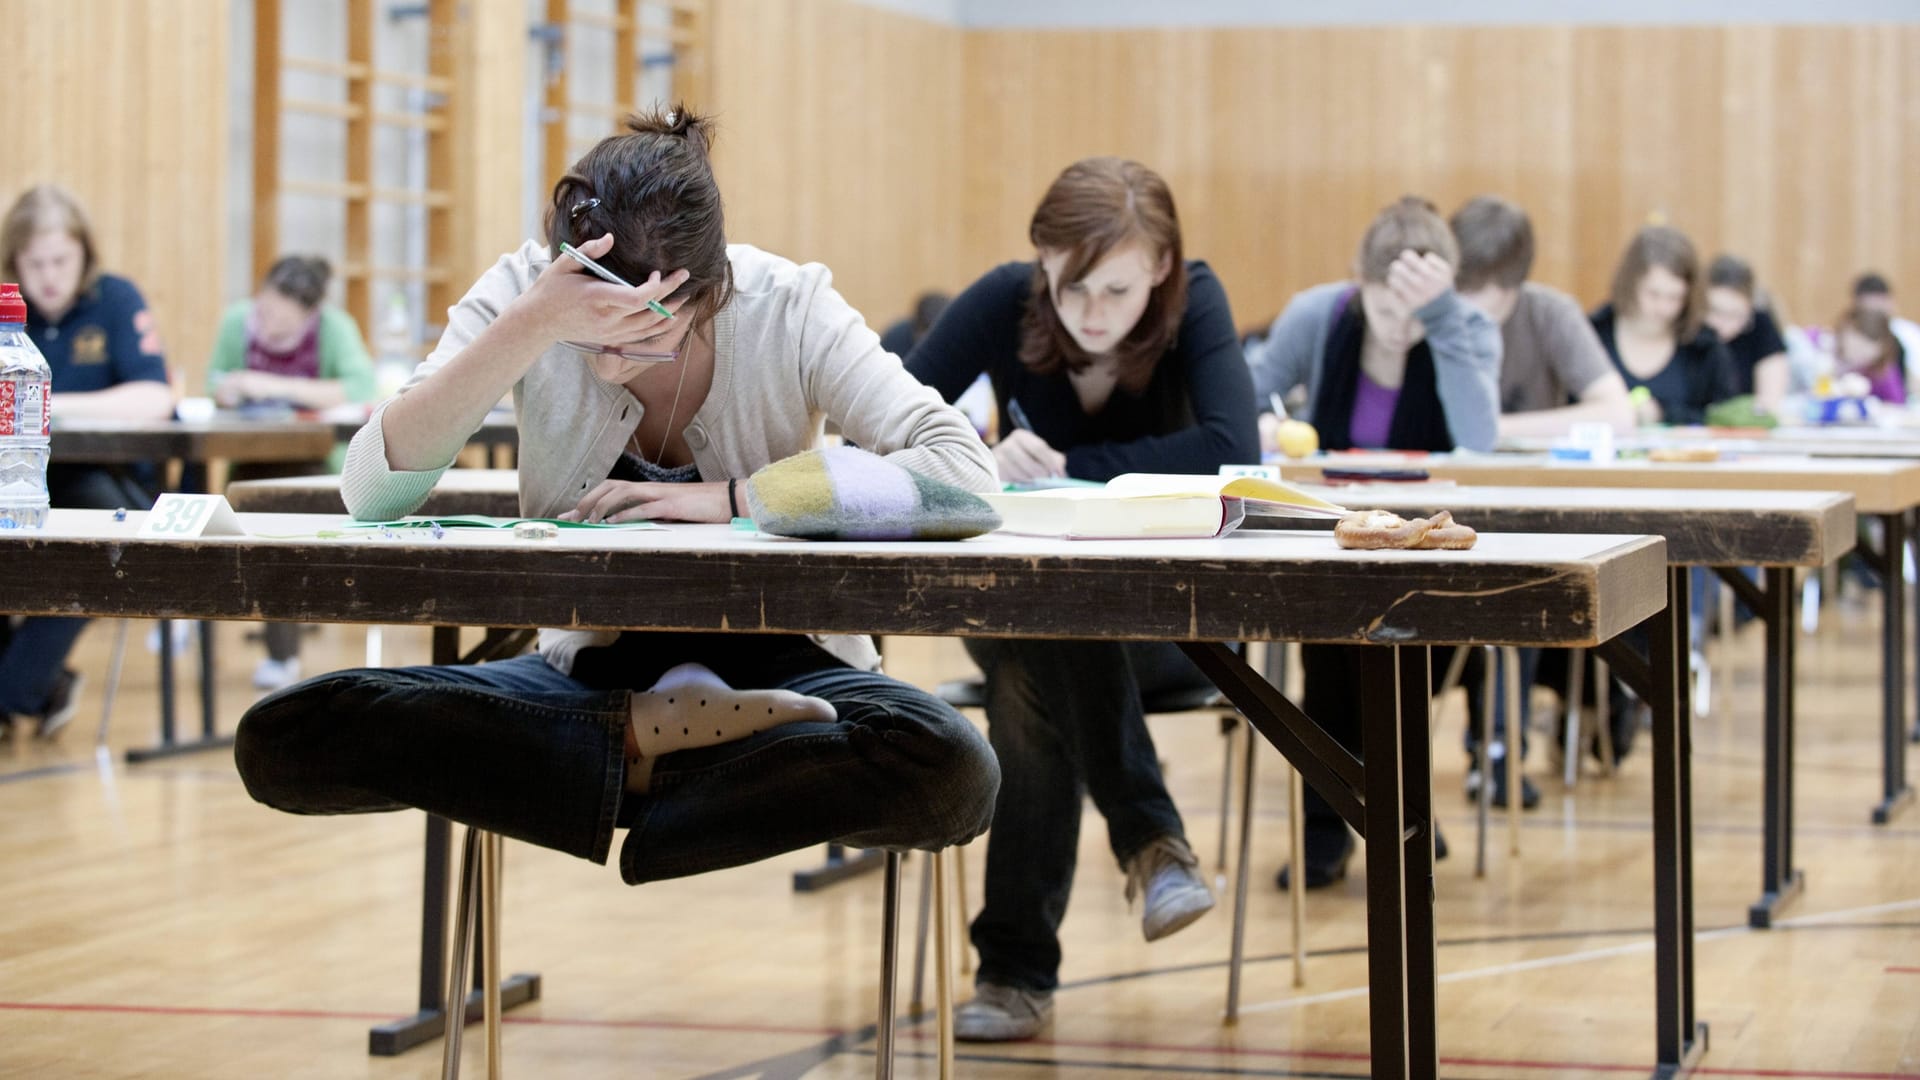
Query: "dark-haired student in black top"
907 157 1257 1044
1591 226 1738 426
908 262 1254 475
1703 254 1790 411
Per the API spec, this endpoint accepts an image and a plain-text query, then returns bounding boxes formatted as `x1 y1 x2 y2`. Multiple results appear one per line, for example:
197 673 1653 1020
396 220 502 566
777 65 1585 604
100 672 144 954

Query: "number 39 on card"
137 494 246 539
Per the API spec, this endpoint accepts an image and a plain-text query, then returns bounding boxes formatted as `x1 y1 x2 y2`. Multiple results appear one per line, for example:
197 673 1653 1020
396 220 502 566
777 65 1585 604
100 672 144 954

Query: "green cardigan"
207 301 378 471
206 301 377 403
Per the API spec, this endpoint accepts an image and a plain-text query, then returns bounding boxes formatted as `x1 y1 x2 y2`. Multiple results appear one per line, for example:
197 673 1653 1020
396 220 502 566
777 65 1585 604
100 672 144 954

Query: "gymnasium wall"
958 24 1920 332
706 0 971 331
0 0 230 390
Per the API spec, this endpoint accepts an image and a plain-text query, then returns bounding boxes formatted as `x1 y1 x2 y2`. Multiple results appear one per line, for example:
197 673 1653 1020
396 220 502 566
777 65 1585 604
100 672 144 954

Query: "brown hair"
1836 305 1904 380
1853 272 1892 299
1356 196 1458 284
545 103 733 327
1018 157 1186 395
1 184 100 292
1450 196 1533 292
1609 225 1704 340
1707 254 1756 299
263 255 332 310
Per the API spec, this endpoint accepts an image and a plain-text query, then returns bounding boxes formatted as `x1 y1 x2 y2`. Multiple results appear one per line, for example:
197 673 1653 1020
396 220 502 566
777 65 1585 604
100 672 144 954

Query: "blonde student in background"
0 184 172 739
907 157 1257 1042
206 254 378 690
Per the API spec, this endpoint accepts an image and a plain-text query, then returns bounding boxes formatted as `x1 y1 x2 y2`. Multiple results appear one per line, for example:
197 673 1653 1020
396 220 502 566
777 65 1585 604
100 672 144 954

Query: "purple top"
245 311 323 381
1864 364 1907 405
1348 371 1401 449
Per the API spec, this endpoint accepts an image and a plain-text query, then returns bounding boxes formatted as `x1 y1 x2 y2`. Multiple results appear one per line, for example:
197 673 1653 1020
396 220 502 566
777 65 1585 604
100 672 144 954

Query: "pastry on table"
1333 509 1478 550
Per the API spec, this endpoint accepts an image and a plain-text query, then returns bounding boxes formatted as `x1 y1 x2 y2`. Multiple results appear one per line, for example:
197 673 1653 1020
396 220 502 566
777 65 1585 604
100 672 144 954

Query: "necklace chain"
634 334 696 464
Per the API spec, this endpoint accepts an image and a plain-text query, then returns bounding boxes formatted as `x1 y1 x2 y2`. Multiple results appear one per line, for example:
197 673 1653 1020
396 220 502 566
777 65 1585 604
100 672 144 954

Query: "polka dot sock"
623 663 836 793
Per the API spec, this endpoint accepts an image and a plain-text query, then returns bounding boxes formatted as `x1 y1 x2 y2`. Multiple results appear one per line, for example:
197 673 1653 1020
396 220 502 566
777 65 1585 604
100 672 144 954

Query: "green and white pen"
559 242 677 320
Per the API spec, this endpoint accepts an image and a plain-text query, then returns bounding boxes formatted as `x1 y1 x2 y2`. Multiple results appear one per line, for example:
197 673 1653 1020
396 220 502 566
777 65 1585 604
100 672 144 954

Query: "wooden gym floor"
0 588 1916 1078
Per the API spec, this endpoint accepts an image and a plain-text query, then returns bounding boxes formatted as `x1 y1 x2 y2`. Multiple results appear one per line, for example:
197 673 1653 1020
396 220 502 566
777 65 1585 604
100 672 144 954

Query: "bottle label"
0 379 49 437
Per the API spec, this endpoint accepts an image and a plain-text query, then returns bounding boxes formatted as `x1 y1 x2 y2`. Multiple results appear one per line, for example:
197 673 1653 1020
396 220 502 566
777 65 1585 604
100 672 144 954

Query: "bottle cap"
0 284 24 324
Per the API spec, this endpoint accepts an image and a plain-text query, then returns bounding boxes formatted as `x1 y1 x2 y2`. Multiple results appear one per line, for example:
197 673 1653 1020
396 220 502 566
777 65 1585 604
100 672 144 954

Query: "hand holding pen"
520 232 689 346
994 396 1068 482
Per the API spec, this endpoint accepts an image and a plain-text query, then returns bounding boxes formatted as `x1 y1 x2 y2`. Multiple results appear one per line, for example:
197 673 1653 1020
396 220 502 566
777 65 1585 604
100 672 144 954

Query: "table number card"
137 494 246 539
1218 463 1281 482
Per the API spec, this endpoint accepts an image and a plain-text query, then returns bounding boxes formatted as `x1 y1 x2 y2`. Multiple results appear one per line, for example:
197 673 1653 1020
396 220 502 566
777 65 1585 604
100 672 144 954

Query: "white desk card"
1218 463 1280 482
137 494 246 539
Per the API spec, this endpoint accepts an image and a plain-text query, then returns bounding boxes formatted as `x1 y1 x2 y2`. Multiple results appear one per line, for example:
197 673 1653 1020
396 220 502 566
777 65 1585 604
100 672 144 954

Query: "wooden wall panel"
0 0 228 396
960 25 1919 337
706 0 966 330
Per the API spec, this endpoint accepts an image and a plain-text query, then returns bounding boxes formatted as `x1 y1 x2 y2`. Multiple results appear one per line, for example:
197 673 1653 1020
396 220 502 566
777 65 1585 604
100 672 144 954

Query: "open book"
983 473 1346 540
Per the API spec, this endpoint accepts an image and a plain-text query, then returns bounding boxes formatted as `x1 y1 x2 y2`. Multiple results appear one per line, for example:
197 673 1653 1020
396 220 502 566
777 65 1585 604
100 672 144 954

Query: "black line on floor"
683 1023 878 1080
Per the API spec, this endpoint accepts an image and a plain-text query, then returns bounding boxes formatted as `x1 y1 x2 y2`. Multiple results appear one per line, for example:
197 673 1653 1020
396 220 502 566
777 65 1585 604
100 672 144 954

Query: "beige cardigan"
342 241 998 674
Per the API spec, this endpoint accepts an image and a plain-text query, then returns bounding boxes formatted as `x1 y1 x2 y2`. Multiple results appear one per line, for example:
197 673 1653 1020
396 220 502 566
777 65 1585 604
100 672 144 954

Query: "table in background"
3 509 1683 1080
1290 452 1920 825
1502 429 1920 460
229 468 521 517
50 416 338 761
1273 483 1853 927
328 412 518 468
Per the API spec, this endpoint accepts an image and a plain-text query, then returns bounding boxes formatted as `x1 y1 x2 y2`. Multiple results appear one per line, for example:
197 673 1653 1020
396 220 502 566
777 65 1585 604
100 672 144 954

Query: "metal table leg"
1876 513 1914 824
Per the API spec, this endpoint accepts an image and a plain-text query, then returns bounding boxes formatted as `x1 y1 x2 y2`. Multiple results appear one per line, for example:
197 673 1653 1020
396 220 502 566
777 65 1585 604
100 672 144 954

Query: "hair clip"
569 197 601 221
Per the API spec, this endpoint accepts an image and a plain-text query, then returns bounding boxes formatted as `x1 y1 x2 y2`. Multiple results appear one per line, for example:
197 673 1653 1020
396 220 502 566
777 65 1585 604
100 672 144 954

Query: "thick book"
982 473 1345 540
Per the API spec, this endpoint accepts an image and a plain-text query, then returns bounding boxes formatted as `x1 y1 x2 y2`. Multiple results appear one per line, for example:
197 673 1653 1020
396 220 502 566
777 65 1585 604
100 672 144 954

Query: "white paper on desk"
137 494 246 539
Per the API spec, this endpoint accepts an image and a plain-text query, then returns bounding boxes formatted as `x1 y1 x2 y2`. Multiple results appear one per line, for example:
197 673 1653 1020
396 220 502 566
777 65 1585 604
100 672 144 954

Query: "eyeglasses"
557 340 680 362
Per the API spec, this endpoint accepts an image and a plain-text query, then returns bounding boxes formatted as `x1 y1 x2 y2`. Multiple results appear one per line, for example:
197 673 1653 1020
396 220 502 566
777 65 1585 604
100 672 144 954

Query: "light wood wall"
706 0 968 330
0 0 228 394
960 24 1920 333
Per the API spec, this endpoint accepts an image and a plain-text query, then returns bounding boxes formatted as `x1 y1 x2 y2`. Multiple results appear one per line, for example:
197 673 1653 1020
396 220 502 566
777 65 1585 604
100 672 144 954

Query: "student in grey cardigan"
1245 202 1501 454
233 106 1000 890
1245 197 1502 889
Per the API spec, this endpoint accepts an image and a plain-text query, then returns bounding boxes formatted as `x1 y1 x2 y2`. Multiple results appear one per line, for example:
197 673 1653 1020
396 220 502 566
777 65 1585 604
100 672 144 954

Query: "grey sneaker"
954 982 1053 1042
1125 834 1216 942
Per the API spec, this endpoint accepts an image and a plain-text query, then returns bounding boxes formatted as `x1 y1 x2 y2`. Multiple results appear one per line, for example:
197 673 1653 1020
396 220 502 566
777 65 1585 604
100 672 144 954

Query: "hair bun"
625 102 714 156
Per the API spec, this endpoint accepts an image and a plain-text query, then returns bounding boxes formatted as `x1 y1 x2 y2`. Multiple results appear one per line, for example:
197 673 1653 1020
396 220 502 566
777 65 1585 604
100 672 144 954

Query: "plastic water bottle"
0 283 52 530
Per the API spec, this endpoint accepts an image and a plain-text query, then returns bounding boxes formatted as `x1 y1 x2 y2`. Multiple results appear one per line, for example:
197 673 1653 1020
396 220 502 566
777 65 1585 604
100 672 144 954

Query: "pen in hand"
1006 398 1034 432
559 241 676 320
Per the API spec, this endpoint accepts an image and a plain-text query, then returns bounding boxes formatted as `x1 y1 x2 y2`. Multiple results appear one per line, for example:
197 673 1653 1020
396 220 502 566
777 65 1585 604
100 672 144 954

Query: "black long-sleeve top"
905 261 1259 481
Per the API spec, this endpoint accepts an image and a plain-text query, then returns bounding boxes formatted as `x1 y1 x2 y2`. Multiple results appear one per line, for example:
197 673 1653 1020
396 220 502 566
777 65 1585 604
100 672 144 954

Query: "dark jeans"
966 639 1205 993
0 466 152 716
235 650 999 884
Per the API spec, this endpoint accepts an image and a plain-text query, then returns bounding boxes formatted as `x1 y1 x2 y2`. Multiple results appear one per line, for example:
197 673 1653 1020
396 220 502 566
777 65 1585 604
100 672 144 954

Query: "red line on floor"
0 1001 837 1038
1889 966 1920 974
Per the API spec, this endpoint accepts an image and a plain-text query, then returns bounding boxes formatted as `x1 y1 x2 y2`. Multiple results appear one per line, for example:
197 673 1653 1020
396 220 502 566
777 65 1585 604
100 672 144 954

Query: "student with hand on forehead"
235 106 1000 895
1245 195 1501 888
